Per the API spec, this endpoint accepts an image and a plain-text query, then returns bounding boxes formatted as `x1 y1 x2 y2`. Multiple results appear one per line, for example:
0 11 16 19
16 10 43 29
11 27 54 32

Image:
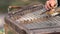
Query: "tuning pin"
23 17 29 24
18 17 25 23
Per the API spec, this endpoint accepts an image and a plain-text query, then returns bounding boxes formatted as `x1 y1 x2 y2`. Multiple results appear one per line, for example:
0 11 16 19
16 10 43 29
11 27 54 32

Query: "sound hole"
19 30 27 34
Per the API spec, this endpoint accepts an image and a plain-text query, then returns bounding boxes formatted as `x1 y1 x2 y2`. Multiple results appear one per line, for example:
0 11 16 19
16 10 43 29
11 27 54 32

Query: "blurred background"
0 0 46 34
0 0 46 13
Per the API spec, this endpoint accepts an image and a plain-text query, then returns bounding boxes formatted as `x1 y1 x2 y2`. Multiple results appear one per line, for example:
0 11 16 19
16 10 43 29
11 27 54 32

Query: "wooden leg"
4 24 18 34
4 24 8 34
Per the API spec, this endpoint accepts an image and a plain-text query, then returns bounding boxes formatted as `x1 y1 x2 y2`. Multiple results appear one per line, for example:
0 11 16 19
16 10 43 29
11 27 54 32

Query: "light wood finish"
4 24 18 34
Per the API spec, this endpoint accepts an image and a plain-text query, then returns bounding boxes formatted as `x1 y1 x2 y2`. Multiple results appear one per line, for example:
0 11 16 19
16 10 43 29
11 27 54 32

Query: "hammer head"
46 9 59 17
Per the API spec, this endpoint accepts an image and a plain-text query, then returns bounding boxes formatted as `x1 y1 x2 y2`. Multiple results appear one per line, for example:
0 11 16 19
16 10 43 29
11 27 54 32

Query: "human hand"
45 0 57 10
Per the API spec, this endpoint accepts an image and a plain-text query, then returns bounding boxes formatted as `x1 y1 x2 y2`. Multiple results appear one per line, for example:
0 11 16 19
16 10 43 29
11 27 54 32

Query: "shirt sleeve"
58 0 60 6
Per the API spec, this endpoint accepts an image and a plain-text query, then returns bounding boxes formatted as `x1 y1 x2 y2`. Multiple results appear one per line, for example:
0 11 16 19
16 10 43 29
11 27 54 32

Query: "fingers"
49 1 56 7
45 0 56 10
45 1 51 10
45 4 48 10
